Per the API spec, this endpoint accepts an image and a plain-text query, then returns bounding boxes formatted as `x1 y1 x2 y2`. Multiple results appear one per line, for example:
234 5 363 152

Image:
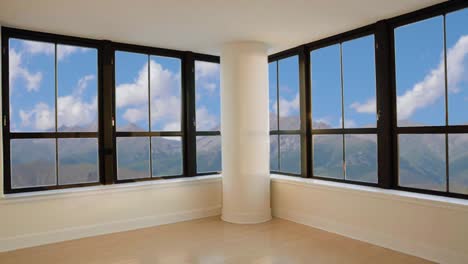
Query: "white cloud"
340 117 356 128
116 60 181 130
151 95 181 131
22 40 85 61
350 98 375 114
202 82 217 93
19 102 54 130
57 97 96 129
162 121 181 132
58 75 97 128
273 93 299 117
76 75 95 94
123 108 147 124
9 41 90 93
9 49 43 92
196 107 217 130
57 45 81 61
350 35 468 120
195 61 219 80
22 40 54 56
19 75 97 130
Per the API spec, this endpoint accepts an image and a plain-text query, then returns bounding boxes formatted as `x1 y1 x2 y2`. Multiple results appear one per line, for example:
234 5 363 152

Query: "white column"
220 41 271 224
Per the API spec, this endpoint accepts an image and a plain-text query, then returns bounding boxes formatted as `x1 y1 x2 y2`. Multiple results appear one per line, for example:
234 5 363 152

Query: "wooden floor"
0 217 432 264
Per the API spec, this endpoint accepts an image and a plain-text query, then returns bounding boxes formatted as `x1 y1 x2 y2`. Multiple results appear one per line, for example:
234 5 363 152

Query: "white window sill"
0 174 222 204
271 174 468 212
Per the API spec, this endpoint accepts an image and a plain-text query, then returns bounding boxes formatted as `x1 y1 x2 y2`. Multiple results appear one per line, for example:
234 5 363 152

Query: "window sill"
271 174 468 212
0 174 222 204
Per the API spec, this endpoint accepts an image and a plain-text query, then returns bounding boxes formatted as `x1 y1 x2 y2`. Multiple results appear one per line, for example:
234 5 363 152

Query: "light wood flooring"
0 217 433 264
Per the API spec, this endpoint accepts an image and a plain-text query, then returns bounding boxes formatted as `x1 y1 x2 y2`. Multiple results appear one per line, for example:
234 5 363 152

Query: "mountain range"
9 116 468 195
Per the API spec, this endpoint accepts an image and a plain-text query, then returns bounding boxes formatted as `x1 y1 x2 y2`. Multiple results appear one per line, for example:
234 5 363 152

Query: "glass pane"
311 44 342 129
446 8 468 125
11 139 56 188
196 136 221 173
342 35 377 128
345 134 377 183
117 137 150 180
313 135 344 179
269 62 278 130
278 56 300 130
150 55 182 131
57 45 98 132
195 61 220 131
9 39 55 132
151 137 183 177
398 134 446 191
279 135 301 174
270 135 279 171
448 134 468 195
115 51 149 131
395 17 445 126
58 138 99 185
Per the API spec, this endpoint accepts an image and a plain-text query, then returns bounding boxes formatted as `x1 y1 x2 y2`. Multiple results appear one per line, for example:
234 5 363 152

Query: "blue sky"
9 41 220 133
270 7 468 129
9 39 98 132
195 61 220 131
8 8 467 133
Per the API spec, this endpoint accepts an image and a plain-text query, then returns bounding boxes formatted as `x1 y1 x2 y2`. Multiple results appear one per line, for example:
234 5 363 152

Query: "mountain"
8 119 468 195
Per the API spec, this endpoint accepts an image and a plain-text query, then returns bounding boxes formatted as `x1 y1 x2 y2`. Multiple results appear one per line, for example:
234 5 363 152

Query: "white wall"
0 176 222 252
271 174 468 264
1 171 468 264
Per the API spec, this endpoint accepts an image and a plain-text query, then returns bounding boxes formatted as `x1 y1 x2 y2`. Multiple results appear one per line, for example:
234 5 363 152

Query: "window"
2 28 220 193
195 60 221 174
311 35 378 184
114 50 183 181
5 33 100 192
269 56 301 175
268 1 468 199
394 7 468 195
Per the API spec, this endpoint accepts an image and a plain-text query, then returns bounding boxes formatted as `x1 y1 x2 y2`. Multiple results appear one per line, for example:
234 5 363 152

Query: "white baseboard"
0 205 221 253
221 208 272 224
273 207 465 264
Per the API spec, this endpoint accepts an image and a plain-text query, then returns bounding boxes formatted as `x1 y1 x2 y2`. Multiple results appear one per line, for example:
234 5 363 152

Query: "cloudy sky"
9 40 220 133
8 8 467 133
9 39 98 132
270 7 468 129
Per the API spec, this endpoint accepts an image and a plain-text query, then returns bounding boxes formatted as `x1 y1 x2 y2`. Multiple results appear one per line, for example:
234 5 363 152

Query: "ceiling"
0 0 446 56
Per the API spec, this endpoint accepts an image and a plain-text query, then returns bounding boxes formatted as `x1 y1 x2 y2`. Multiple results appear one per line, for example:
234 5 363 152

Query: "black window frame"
307 26 379 188
191 54 222 176
387 0 468 199
111 42 185 183
269 0 468 200
2 27 104 193
269 52 304 177
2 27 221 194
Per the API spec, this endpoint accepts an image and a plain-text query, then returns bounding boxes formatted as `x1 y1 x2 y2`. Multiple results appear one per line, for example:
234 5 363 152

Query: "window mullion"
102 41 115 185
147 55 153 179
443 15 449 193
298 47 311 178
276 61 281 171
339 44 346 180
183 52 197 177
375 20 395 189
54 43 59 186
